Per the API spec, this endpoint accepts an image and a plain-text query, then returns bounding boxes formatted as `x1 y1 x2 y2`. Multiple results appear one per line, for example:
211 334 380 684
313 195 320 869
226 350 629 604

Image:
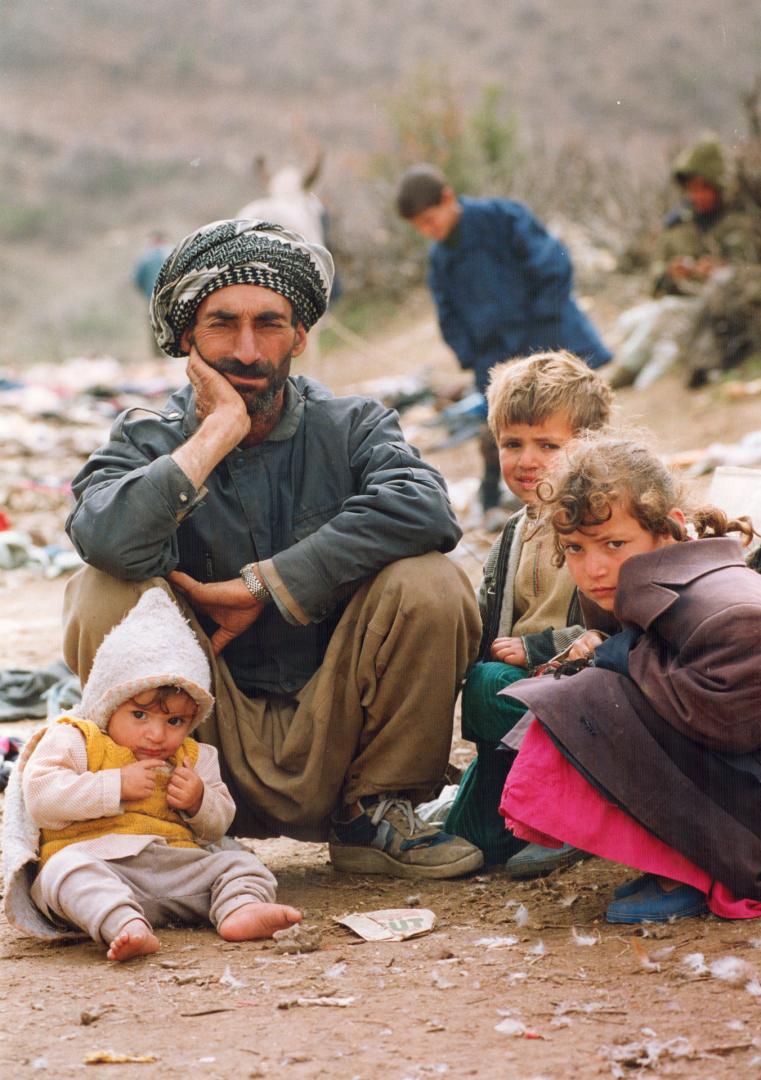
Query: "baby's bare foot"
107 919 160 962
218 903 302 941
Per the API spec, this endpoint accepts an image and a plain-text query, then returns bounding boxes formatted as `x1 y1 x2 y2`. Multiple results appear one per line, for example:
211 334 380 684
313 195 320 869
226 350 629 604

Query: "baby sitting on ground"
3 588 300 961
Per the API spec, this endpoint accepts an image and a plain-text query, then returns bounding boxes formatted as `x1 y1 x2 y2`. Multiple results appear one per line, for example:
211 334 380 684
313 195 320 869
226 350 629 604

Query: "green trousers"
445 662 529 864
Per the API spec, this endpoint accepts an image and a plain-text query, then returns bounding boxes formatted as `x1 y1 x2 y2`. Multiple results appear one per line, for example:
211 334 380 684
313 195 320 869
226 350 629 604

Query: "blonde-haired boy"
445 350 612 875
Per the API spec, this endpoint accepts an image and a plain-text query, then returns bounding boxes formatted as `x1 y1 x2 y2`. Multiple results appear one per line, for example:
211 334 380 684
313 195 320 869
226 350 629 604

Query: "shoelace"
368 796 419 835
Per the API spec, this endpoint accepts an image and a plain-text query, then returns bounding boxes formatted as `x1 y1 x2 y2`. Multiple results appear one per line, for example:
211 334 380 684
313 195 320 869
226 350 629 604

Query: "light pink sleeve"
22 723 122 828
183 743 236 842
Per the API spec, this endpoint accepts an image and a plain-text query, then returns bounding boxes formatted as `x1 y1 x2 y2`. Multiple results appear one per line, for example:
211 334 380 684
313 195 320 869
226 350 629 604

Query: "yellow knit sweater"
38 718 200 867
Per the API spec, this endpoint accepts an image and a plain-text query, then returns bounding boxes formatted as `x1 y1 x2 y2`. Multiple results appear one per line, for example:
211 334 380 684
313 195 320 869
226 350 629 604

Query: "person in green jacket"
610 133 761 389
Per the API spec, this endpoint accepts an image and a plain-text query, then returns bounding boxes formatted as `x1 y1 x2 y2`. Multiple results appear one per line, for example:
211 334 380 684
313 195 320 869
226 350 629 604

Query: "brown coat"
505 538 761 898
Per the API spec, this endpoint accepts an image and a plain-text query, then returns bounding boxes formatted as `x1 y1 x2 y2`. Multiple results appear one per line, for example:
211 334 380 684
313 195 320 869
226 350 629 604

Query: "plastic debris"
682 952 709 976
474 936 519 949
571 927 600 946
414 785 459 825
219 965 247 989
708 956 756 985
277 996 354 1009
494 1016 546 1039
494 1018 526 1037
84 1050 158 1064
336 908 436 942
79 1006 112 1026
431 968 456 990
600 1035 693 1074
513 904 530 928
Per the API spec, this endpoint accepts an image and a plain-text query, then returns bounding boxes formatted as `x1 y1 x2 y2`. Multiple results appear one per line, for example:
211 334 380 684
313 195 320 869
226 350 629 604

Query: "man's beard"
191 339 293 417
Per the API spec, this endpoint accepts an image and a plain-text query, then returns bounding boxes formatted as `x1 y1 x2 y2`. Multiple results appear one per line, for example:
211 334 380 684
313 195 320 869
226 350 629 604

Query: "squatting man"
63 218 484 880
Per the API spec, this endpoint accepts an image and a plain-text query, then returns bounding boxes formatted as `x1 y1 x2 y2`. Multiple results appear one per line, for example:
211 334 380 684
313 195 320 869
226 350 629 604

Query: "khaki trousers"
63 554 480 841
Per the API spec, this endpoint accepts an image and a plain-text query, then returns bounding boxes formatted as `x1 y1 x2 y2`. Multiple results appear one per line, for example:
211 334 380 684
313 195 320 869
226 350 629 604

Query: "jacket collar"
614 537 746 629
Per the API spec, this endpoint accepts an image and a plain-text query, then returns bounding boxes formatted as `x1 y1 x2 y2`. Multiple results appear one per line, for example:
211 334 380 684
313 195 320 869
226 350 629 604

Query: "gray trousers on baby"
32 841 277 945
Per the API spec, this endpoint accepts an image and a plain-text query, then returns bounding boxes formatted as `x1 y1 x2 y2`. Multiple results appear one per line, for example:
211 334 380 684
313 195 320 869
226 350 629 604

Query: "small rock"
272 923 322 954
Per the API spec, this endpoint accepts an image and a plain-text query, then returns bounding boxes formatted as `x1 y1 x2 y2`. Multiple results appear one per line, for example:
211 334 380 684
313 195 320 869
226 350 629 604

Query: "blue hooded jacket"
427 197 612 391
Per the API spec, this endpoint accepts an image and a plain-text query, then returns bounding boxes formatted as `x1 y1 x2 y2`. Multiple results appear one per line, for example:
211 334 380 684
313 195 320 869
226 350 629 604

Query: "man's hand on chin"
170 347 251 489
186 346 250 441
169 572 266 655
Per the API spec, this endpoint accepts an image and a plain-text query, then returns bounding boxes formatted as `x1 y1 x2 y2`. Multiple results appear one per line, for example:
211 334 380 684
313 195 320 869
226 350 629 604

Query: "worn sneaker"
328 796 484 879
504 842 586 880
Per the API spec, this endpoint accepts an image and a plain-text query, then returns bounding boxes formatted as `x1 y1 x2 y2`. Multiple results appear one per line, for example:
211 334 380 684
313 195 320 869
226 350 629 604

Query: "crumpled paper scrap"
335 907 436 941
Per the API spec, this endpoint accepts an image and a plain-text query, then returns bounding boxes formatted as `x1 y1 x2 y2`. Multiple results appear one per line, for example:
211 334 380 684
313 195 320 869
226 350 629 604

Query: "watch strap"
240 563 272 605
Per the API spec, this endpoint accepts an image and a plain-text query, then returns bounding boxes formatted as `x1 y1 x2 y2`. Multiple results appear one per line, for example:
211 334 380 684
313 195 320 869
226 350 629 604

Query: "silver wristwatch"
240 563 272 605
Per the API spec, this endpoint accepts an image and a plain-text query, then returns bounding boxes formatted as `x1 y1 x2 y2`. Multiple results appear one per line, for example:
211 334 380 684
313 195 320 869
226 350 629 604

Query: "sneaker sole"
328 844 484 880
505 848 587 881
605 904 708 925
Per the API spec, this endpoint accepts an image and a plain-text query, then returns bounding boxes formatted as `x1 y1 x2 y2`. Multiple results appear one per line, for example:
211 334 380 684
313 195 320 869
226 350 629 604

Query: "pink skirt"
500 718 761 919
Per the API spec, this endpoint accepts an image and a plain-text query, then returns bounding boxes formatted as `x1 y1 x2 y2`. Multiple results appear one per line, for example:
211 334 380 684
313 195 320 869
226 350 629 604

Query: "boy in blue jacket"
396 165 612 515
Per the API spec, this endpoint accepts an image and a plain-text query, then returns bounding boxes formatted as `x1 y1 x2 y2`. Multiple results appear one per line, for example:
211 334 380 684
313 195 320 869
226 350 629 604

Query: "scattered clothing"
0 660 79 722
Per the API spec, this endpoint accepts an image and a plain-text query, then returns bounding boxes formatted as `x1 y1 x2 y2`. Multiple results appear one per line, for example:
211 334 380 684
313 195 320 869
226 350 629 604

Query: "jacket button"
179 492 188 503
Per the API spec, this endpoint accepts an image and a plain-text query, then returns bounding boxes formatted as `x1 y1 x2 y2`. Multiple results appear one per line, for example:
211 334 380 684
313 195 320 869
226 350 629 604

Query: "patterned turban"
149 218 334 357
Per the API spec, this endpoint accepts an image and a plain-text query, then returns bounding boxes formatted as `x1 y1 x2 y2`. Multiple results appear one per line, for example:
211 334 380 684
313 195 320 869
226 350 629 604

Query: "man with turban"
64 219 483 879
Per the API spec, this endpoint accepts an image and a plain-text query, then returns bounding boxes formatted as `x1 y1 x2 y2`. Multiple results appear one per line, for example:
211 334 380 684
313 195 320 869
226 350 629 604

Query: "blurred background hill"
1 0 760 364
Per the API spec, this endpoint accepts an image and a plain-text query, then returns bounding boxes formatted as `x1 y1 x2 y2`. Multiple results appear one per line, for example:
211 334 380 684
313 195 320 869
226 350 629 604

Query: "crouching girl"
500 434 761 923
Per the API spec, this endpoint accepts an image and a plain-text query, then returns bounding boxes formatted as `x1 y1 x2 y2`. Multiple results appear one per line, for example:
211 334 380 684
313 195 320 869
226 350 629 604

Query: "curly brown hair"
543 434 755 562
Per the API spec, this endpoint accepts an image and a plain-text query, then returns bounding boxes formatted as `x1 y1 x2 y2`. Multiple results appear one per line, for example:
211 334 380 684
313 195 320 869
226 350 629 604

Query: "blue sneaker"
504 842 585 880
613 874 653 900
606 877 708 924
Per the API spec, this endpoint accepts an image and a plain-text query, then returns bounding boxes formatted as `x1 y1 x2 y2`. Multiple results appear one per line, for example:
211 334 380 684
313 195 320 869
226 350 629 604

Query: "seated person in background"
3 589 301 962
64 218 483 881
653 132 758 296
610 133 761 389
396 165 612 521
501 435 761 924
444 351 612 875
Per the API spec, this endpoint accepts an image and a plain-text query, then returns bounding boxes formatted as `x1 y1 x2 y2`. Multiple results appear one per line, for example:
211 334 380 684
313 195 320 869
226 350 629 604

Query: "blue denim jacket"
428 197 612 391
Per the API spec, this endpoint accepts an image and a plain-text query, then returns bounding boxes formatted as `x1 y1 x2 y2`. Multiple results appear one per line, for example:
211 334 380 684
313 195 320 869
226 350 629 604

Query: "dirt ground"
4 294 761 1079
